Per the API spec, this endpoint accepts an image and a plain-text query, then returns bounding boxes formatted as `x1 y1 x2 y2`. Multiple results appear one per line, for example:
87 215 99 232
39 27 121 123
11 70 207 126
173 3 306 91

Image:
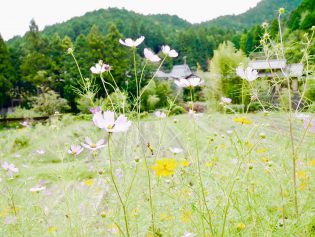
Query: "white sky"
0 0 261 40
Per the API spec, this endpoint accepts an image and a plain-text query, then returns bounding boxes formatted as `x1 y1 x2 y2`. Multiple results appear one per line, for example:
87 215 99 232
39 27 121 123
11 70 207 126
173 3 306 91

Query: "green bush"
32 90 70 116
102 90 130 113
306 103 315 113
6 107 42 118
169 105 186 115
305 78 315 102
76 94 94 114
247 102 263 112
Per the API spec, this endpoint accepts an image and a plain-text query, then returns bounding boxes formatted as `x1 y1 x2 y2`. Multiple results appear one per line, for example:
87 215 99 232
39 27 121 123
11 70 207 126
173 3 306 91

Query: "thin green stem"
107 136 130 237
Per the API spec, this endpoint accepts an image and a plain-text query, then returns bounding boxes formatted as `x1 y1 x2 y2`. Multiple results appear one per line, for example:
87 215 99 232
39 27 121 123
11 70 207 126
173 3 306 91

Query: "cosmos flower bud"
263 33 269 40
67 48 73 54
261 22 268 29
259 133 266 139
278 8 285 15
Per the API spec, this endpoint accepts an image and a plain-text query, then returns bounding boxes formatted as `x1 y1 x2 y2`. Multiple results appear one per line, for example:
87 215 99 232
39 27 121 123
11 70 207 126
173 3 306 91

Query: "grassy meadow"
0 112 314 236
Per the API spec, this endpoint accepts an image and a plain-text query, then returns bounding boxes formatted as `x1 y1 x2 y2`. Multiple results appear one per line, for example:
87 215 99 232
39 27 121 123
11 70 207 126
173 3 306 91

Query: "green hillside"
200 0 302 30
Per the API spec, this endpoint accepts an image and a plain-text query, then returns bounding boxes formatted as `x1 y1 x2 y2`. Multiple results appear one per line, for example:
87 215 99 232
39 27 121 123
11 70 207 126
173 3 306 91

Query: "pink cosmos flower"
68 145 84 155
93 111 131 133
82 137 106 151
161 45 178 58
4 216 17 225
119 36 145 47
155 111 166 118
89 107 101 114
20 121 29 127
236 66 259 82
90 61 111 74
144 48 161 62
115 168 124 179
2 162 19 178
174 77 204 88
221 97 232 104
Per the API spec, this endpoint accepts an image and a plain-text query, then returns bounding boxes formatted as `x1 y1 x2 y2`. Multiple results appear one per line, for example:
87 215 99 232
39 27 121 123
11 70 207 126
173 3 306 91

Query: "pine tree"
87 25 106 61
103 24 129 91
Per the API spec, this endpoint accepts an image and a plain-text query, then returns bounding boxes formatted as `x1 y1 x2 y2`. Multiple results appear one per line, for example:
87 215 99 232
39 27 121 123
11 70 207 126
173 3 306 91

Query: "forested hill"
41 8 191 41
200 0 302 30
287 0 315 31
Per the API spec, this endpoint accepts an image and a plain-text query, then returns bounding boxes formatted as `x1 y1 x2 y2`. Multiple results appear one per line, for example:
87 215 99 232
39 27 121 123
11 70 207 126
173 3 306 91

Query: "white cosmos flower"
93 111 131 133
30 186 46 193
161 45 178 58
144 48 161 62
169 147 183 154
119 36 145 47
174 77 204 88
90 61 111 74
221 97 232 104
181 232 196 237
2 162 19 178
68 145 84 155
36 149 46 155
155 111 166 118
82 137 106 151
295 113 310 120
236 66 259 82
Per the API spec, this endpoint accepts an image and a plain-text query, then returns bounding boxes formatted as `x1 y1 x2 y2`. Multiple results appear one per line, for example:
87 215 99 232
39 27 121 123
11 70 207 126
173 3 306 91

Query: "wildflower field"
1 5 315 236
0 112 314 236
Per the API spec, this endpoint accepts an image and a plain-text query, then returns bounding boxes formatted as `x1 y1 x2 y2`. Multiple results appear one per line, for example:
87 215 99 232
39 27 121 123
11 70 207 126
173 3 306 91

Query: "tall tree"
0 34 15 107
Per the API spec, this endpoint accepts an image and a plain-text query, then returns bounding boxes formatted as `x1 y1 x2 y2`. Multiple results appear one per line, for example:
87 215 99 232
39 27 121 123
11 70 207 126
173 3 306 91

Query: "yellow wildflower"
84 179 94 186
245 141 253 148
233 117 252 125
151 158 177 177
180 160 190 167
256 148 266 153
261 157 269 163
205 162 214 167
299 182 307 190
159 213 174 221
236 222 246 231
47 226 58 233
297 171 307 179
307 159 315 166
180 210 192 223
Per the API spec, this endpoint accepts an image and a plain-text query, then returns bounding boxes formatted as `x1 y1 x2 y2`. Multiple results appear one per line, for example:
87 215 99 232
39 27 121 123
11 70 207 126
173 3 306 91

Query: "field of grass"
0 112 314 236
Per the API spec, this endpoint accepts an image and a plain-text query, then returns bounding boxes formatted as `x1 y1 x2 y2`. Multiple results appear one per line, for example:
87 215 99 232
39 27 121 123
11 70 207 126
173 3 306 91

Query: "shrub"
32 90 70 116
247 102 263 112
169 105 186 115
102 90 130 113
6 107 41 118
76 95 94 114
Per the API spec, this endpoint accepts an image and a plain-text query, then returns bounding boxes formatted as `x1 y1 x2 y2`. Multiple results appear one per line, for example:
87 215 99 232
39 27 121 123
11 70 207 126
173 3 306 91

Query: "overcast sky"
0 0 261 40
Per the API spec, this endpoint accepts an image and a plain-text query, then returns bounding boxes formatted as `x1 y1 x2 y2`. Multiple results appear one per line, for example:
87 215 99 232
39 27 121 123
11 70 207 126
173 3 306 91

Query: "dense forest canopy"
0 0 313 112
